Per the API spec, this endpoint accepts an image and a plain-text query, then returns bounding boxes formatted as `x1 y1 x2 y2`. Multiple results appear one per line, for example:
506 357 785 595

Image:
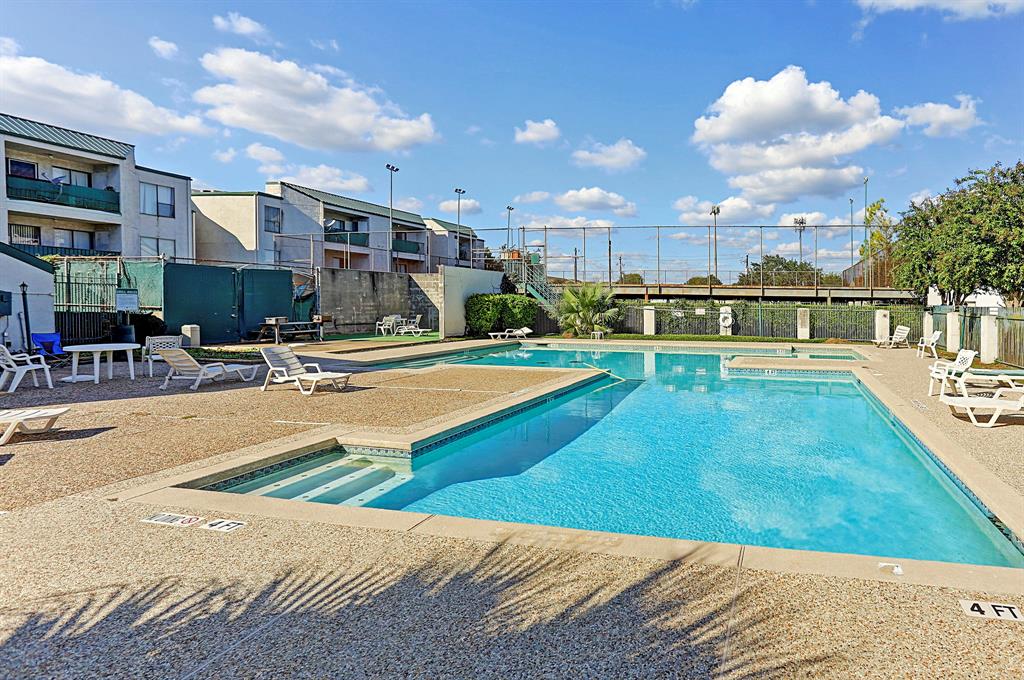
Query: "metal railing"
13 243 120 258
391 238 421 254
6 176 120 213
324 231 369 247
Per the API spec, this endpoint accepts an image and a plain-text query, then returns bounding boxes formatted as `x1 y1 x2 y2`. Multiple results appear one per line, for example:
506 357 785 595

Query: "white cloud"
0 41 208 138
571 138 647 171
555 187 637 217
0 37 18 57
194 48 437 151
465 125 481 135
897 95 982 137
909 188 933 204
513 191 550 203
148 36 178 59
438 198 482 215
856 0 1024 21
213 12 272 42
213 148 237 163
728 166 864 203
519 214 616 237
395 197 423 212
514 118 561 145
245 142 286 174
310 38 340 51
280 164 371 193
673 195 775 224
777 211 827 226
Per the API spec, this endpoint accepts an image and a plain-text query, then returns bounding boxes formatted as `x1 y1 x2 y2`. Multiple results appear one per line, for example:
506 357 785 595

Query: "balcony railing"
13 243 120 258
6 176 120 213
391 238 421 254
325 231 369 247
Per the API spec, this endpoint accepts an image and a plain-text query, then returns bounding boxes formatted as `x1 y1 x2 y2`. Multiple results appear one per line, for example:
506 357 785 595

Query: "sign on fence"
115 288 140 312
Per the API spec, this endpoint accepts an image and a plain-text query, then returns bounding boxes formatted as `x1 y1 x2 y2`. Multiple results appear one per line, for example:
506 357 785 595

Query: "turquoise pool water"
209 349 1023 567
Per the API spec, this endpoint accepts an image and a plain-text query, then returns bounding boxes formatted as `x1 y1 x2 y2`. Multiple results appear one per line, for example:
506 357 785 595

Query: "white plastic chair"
875 325 911 348
488 327 533 340
260 346 352 396
375 315 399 336
941 387 1024 428
0 407 70 445
928 349 977 396
916 330 942 358
0 345 53 393
157 348 259 391
143 335 183 377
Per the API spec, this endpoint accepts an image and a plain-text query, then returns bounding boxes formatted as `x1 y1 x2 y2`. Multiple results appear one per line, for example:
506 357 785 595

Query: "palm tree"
556 283 621 337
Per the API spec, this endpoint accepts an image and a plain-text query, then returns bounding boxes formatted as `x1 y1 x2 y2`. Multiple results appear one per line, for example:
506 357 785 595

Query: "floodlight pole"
454 188 465 267
386 163 399 273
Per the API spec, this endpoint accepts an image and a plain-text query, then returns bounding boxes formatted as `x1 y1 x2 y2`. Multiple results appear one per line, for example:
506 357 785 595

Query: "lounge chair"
0 407 70 446
157 348 259 391
143 334 184 377
375 315 399 336
915 330 942 359
260 346 352 396
948 370 1024 398
488 327 533 340
927 349 977 396
396 315 429 336
874 325 911 348
940 387 1024 428
0 345 53 393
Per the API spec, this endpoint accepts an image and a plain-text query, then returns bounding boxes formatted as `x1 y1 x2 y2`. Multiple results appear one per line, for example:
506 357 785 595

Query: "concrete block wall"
408 273 443 334
319 269 439 334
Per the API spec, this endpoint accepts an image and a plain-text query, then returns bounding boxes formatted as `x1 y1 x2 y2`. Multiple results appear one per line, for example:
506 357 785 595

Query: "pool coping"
108 344 1024 596
303 338 520 366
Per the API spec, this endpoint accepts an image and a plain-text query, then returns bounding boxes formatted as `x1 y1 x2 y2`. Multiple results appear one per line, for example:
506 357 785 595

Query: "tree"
859 199 897 258
735 255 831 286
556 283 621 336
616 272 644 285
685 275 722 286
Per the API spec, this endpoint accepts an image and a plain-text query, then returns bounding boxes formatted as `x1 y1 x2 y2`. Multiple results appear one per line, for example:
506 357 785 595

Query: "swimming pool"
206 348 1023 568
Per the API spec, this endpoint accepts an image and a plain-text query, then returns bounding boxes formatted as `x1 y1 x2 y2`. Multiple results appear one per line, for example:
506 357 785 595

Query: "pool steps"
246 455 412 505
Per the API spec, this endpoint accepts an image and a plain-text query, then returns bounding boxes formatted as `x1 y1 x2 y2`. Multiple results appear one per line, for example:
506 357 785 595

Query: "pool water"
209 349 1023 567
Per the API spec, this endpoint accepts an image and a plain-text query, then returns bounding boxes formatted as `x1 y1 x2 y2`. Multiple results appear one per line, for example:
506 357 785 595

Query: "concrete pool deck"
0 340 1022 677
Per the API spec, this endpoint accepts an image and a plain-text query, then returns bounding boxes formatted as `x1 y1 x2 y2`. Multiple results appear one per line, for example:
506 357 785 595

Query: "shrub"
464 294 538 335
502 295 539 329
556 284 620 336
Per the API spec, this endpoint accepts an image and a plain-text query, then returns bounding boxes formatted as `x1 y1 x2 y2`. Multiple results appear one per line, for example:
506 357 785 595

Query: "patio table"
61 343 140 384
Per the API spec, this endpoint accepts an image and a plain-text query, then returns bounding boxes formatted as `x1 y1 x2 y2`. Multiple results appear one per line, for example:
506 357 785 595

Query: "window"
264 205 282 233
140 182 175 217
9 224 40 245
7 159 36 179
52 166 90 187
54 228 93 250
140 236 176 258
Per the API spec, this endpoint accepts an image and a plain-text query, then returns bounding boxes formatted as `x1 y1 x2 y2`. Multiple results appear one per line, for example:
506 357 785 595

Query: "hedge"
465 294 539 335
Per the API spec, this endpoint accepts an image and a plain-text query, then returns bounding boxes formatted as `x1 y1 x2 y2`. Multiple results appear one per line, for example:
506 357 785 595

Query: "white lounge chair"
143 334 183 377
875 325 911 348
488 327 533 340
948 370 1024 398
916 330 942 358
940 387 1024 428
927 349 977 396
157 348 259 391
0 407 69 446
0 345 53 393
260 346 352 396
396 315 430 336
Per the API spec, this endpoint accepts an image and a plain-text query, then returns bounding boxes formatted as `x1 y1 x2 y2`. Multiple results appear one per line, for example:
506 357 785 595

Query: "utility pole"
607 226 612 285
618 254 624 283
794 216 807 266
864 176 870 290
849 197 855 268
386 163 399 273
709 205 721 280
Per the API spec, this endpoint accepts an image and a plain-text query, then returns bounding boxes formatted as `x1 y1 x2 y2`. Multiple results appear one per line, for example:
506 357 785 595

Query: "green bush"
464 294 538 335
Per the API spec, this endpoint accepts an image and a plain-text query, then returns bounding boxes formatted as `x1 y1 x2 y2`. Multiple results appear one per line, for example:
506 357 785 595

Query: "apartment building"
424 217 485 269
0 113 193 260
193 181 436 273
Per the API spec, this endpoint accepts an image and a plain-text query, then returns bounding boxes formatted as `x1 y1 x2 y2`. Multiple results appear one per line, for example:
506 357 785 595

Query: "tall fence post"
947 311 961 352
642 306 656 336
874 309 890 343
923 310 934 341
980 310 998 364
797 308 811 340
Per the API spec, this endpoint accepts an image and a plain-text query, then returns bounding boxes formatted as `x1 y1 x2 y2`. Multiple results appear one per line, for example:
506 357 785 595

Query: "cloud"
148 36 178 59
692 66 900 204
245 142 286 174
897 95 982 137
909 188 933 204
777 211 827 226
310 38 340 51
673 195 775 224
465 125 481 135
555 187 637 217
438 198 482 215
514 118 560 145
395 197 423 212
855 0 1024 21
984 133 1017 151
571 138 647 171
519 213 616 237
0 40 209 138
280 164 371 193
213 12 272 42
213 148 237 163
513 191 551 203
194 48 437 151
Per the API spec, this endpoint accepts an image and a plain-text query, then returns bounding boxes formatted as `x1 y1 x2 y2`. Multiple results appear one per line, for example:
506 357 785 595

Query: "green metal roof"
273 181 426 227
0 113 135 159
136 165 191 181
425 217 478 237
0 241 55 274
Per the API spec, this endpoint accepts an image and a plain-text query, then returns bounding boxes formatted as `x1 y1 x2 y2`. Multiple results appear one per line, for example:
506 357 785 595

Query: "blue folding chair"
31 333 70 367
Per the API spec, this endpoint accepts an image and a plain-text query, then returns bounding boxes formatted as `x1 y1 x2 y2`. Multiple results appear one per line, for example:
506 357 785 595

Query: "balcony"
12 243 120 258
391 238 421 255
6 176 120 213
325 231 369 247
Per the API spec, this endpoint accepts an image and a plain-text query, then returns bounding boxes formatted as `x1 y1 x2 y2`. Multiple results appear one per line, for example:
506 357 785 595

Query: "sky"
2 0 1022 279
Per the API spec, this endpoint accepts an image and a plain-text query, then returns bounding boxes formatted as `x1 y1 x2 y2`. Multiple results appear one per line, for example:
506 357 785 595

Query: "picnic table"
61 342 141 384
255 321 322 344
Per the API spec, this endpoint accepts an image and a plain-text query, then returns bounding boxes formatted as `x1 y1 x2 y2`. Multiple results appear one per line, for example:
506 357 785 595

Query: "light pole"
454 188 465 266
863 175 870 288
849 197 855 267
386 163 399 273
505 205 514 249
793 216 807 265
709 205 721 280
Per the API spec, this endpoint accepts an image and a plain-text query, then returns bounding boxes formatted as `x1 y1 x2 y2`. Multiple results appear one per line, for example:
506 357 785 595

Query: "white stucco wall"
0 253 55 351
440 266 504 337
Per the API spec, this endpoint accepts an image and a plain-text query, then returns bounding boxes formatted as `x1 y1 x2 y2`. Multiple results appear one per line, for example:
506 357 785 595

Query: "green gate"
240 268 294 338
163 263 240 344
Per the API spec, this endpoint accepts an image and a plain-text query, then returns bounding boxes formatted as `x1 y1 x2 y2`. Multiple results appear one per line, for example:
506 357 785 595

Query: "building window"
52 166 91 187
54 228 94 250
264 205 283 233
7 159 36 179
140 236 176 258
9 224 41 245
140 182 175 217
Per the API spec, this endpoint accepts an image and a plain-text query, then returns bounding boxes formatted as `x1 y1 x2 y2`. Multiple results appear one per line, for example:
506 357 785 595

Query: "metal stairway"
502 255 559 315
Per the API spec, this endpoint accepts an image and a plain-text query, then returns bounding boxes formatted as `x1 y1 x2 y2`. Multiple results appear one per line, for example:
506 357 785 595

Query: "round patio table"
61 343 141 384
